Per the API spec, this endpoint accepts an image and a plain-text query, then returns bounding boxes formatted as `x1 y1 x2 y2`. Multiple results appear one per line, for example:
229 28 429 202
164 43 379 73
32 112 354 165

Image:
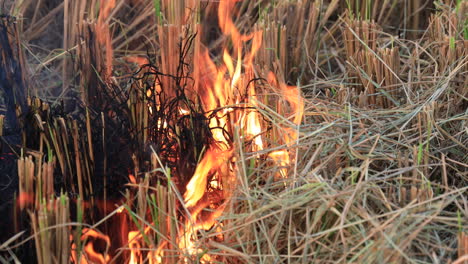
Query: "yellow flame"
128 231 142 264
184 148 233 208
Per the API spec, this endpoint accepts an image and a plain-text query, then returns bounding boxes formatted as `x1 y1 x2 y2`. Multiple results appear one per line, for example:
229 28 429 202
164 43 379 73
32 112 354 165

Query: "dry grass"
0 0 467 263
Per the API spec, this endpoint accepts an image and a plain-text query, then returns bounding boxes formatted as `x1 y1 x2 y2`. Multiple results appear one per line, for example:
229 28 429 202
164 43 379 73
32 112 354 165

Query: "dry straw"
1 0 466 263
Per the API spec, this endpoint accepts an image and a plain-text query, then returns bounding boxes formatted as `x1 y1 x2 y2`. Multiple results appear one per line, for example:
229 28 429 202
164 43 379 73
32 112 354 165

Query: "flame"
177 0 270 259
184 0 263 212
71 228 110 264
128 231 142 264
128 174 137 185
184 147 232 208
268 73 304 126
218 0 253 44
269 150 290 180
127 225 160 264
111 0 304 262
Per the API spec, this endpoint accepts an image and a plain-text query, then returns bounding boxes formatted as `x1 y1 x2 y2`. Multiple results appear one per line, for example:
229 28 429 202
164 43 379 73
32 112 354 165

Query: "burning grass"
0 0 467 263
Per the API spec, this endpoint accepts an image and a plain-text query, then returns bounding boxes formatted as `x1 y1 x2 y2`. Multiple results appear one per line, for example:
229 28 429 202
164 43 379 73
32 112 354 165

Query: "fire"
78 0 304 262
184 147 233 208
184 0 270 210
159 0 304 261
128 231 142 264
176 0 303 260
269 150 290 180
71 228 110 264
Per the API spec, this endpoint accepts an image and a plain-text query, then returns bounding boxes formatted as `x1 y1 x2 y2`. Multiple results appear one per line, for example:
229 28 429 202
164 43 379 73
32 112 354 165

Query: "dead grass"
0 0 467 263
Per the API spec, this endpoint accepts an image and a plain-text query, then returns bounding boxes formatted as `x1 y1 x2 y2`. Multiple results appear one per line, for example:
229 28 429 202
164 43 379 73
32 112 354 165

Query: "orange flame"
124 0 304 262
269 150 290 180
184 147 233 208
71 228 110 264
187 0 267 194
178 0 270 258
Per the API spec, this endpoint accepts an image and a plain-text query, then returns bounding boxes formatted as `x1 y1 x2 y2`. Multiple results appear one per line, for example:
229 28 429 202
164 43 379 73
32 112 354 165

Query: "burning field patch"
0 0 467 263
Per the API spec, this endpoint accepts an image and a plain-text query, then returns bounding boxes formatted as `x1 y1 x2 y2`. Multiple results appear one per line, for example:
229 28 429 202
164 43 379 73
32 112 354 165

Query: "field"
0 0 467 263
